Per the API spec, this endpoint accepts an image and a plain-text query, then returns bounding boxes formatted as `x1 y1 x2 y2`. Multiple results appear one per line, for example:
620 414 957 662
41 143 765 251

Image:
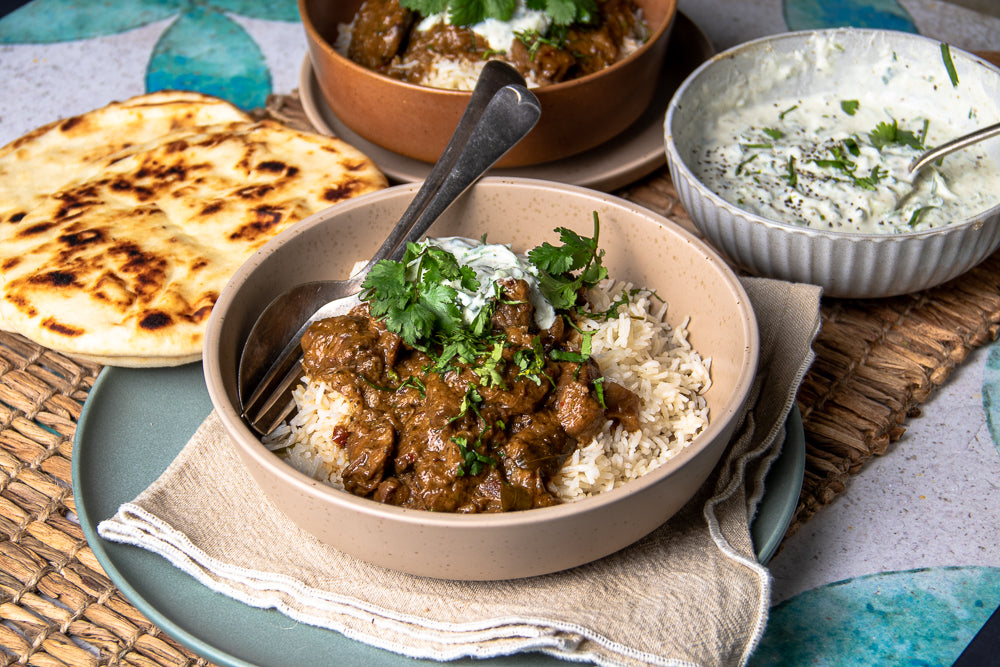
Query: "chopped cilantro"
869 119 925 151
782 156 798 187
528 212 608 311
840 100 860 116
941 43 959 87
513 337 550 385
762 127 784 140
592 376 606 409
361 215 611 380
452 435 497 476
853 165 885 190
812 142 887 190
735 153 759 176
907 206 936 227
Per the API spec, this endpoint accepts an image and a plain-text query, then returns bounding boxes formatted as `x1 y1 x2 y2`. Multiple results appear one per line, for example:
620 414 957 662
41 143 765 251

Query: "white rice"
548 282 711 501
264 281 711 501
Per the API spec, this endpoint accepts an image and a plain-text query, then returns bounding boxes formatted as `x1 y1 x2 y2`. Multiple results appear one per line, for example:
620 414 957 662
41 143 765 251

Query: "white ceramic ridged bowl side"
664 28 1000 299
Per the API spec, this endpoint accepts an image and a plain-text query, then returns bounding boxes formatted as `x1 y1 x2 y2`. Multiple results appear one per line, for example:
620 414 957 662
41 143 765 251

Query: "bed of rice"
263 281 711 502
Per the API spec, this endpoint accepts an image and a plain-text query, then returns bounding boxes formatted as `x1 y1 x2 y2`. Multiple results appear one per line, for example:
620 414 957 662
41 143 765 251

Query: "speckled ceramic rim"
204 178 758 531
298 0 678 97
665 27 1000 243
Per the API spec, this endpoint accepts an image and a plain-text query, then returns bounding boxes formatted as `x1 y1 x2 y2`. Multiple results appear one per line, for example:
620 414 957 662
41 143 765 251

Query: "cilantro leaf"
528 213 607 310
840 100 860 116
417 282 464 335
526 0 596 25
869 119 925 151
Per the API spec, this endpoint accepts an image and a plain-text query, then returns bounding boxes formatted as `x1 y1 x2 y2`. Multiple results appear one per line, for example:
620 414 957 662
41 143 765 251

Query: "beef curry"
342 0 646 87
300 276 640 513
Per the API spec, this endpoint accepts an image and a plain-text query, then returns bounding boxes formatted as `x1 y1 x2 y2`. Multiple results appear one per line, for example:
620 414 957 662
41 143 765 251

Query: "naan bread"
0 118 388 366
0 91 252 226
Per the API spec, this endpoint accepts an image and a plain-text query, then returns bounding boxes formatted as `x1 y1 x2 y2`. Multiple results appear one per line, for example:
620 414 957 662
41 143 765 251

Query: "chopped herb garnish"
779 105 798 120
907 206 936 227
762 127 784 140
400 0 597 27
549 329 593 362
840 100 860 116
853 165 885 190
941 43 959 87
781 156 798 187
735 153 759 176
528 212 608 311
869 119 925 151
592 376 606 409
452 435 497 476
513 337 550 385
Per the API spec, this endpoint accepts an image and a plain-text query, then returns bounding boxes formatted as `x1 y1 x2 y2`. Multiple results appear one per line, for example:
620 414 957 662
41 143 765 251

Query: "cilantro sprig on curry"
360 213 609 375
291 217 644 512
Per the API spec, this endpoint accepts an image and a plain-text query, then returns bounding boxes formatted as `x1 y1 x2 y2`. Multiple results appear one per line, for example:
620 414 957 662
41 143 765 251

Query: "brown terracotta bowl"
298 0 678 167
203 178 758 580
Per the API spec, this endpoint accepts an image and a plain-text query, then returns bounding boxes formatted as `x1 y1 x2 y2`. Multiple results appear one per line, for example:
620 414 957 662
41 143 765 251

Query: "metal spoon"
908 120 1000 173
239 63 541 435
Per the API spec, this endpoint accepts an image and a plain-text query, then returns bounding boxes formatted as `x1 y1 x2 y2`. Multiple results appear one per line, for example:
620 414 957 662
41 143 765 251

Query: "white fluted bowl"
664 28 1000 299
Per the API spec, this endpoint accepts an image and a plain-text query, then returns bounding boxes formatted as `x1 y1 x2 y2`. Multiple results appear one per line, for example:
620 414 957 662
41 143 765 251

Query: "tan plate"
299 11 714 192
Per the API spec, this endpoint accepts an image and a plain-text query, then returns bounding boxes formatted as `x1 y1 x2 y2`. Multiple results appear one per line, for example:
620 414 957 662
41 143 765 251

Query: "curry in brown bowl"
299 0 678 165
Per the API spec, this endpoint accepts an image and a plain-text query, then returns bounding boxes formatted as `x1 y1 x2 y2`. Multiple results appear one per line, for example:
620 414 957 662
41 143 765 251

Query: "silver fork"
238 63 541 435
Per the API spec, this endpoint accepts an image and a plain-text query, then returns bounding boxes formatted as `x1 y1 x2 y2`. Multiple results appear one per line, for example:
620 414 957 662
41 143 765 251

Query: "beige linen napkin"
98 277 821 667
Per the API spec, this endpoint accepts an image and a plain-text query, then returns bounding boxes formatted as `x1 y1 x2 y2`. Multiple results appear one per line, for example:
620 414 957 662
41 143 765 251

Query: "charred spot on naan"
139 311 172 330
255 160 299 178
32 269 79 287
229 205 287 242
42 317 84 337
60 228 105 247
324 178 371 203
14 220 58 237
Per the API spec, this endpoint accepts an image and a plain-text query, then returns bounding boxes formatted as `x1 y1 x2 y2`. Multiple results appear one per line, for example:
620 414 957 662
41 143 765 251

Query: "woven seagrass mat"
0 81 998 663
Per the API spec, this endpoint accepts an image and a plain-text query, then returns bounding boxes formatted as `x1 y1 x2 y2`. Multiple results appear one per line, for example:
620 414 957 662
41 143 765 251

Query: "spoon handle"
350 61 531 285
909 120 1000 173
393 84 541 249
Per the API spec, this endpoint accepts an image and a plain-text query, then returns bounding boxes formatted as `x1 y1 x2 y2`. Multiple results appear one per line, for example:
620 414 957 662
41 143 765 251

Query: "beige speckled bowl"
204 178 758 580
665 28 1000 299
299 0 677 167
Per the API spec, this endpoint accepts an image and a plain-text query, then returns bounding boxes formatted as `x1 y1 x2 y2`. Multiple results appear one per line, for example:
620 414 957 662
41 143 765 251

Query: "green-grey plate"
73 363 804 666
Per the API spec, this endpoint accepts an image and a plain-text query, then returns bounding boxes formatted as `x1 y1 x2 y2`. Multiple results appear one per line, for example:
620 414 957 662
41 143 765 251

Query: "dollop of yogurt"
418 236 556 329
689 35 1000 233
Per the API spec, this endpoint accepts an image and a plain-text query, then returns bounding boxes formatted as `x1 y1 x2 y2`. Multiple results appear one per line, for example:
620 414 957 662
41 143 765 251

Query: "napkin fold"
98 277 821 667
